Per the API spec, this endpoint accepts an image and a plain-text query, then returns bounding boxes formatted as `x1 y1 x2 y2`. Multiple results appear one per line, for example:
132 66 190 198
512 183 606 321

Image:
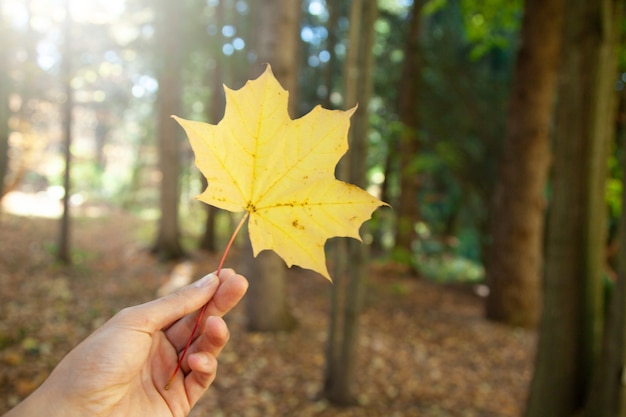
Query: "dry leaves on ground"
0 212 535 417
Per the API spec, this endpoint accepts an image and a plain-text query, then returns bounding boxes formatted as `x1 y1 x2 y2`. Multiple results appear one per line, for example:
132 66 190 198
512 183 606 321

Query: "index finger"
115 272 221 333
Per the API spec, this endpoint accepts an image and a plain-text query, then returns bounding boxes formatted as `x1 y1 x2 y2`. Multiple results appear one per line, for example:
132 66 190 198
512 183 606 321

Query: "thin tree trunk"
199 0 226 252
618 86 626 417
0 1 9 202
583 2 625 415
324 0 362 404
393 1 423 260
57 2 73 264
324 0 377 405
321 1 339 110
341 0 378 400
484 0 565 328
152 0 184 260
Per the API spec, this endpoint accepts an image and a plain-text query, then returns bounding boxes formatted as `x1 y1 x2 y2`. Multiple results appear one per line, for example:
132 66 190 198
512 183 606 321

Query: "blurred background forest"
1 0 626 416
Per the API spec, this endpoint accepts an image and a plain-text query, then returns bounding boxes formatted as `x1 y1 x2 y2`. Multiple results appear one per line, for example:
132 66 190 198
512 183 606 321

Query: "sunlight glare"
70 0 126 24
308 0 327 19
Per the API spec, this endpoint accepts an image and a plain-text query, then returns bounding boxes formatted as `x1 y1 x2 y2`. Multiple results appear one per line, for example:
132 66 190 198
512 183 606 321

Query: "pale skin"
3 269 248 417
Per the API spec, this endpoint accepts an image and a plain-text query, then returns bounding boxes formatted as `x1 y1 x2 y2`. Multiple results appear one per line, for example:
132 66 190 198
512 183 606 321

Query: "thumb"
119 273 220 332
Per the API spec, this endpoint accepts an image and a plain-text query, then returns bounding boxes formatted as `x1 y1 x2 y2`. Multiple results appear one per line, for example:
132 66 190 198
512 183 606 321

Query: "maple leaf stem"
217 211 250 272
165 211 250 390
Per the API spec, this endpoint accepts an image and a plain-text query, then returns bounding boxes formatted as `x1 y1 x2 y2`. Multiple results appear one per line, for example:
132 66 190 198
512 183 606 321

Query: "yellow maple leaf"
174 65 387 280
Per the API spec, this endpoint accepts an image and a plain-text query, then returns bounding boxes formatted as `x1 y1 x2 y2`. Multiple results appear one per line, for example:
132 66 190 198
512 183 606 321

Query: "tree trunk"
241 240 297 332
244 0 299 332
321 0 339 110
152 0 184 260
583 2 625 416
57 2 73 265
393 1 423 262
484 0 565 328
199 173 218 252
252 0 300 97
617 86 626 417
323 0 377 405
324 0 362 404
0 5 9 202
199 0 226 253
525 0 621 415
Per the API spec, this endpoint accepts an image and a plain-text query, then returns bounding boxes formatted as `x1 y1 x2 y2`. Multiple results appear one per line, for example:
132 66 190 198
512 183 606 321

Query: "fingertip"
225 272 249 296
205 316 230 346
193 272 219 288
234 272 249 291
217 268 235 282
188 351 218 376
208 274 248 317
215 269 248 295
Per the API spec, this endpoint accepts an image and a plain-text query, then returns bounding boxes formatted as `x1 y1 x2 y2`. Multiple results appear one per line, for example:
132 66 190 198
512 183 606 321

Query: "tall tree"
324 0 362 403
586 122 626 415
582 4 625 417
393 0 424 262
243 0 300 332
152 0 184 260
321 1 340 110
57 1 74 264
484 0 565 327
525 0 623 415
324 0 378 405
199 0 226 253
0 0 9 202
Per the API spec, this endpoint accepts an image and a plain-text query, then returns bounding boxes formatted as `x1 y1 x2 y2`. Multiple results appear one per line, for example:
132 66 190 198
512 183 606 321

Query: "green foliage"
369 0 517 273
424 0 522 59
606 176 622 218
423 0 448 16
411 221 485 282
460 0 522 59
416 0 514 255
418 255 484 282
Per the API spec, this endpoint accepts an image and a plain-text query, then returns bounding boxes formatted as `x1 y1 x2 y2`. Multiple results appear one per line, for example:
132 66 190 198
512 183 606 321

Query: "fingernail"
195 273 218 288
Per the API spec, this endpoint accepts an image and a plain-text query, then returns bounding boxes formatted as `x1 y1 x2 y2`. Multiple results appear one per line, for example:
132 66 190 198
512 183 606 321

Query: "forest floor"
0 209 536 417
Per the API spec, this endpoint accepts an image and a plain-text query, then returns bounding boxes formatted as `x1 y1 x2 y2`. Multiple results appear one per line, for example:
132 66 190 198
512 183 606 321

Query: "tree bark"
321 0 339 110
152 0 184 260
324 0 362 403
0 5 9 202
393 1 423 261
57 1 73 265
241 241 297 332
252 0 300 100
324 0 377 405
244 0 299 332
199 0 226 253
618 88 626 417
484 0 565 328
525 0 621 415
583 2 625 416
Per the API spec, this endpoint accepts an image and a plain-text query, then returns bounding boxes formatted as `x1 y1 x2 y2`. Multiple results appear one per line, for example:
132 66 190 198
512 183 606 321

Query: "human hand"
4 269 248 417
